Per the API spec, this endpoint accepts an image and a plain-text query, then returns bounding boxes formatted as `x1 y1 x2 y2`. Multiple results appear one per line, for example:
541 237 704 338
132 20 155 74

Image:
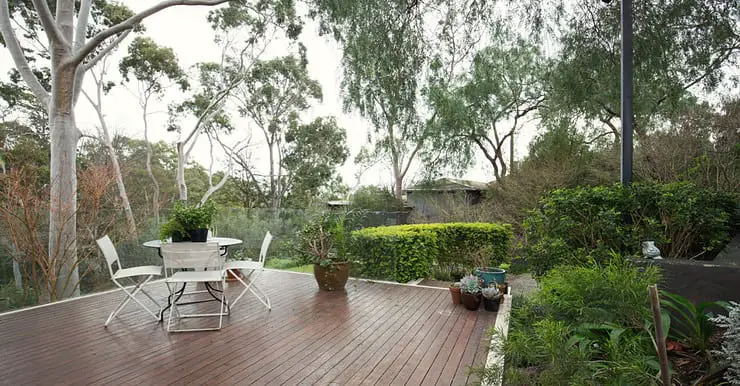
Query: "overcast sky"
0 1 542 192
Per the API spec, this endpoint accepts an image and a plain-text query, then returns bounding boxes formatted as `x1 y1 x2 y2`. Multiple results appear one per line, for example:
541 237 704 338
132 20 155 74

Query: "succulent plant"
481 285 501 299
459 274 481 294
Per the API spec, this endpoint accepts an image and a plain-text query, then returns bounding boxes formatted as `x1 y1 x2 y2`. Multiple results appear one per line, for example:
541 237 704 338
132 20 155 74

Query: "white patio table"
142 237 243 321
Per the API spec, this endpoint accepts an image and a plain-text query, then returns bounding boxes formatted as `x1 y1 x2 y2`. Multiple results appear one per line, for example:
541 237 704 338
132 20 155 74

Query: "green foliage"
349 227 437 283
496 261 664 384
349 185 403 211
660 290 729 353
524 183 737 276
282 116 349 207
119 37 188 92
547 0 740 136
159 200 217 240
537 259 661 327
0 283 37 312
297 211 355 268
350 222 512 282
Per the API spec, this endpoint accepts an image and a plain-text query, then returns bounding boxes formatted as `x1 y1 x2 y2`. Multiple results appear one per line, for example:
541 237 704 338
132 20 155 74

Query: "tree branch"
83 30 131 72
0 0 50 107
71 0 230 66
30 0 69 48
74 0 93 51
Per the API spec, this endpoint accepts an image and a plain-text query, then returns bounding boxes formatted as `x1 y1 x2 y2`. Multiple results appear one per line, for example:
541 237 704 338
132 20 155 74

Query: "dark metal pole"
620 0 634 185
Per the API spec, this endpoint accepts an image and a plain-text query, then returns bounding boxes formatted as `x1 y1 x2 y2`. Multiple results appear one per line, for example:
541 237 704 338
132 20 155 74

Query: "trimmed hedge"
350 228 438 283
350 222 513 282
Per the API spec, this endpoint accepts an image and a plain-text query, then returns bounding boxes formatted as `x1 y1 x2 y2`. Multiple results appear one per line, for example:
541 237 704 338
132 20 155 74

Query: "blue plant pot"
475 267 506 287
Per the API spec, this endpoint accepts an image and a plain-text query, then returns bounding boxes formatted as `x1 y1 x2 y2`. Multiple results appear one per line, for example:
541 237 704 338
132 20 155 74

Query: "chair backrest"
258 231 273 264
161 242 222 276
96 235 120 278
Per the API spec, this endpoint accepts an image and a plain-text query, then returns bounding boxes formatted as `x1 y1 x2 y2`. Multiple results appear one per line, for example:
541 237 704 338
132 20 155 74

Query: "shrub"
524 182 737 274
349 227 437 283
493 261 664 384
535 258 661 327
349 222 512 282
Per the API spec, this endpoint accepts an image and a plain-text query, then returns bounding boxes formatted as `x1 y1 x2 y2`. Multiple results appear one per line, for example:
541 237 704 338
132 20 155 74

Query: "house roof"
404 178 489 192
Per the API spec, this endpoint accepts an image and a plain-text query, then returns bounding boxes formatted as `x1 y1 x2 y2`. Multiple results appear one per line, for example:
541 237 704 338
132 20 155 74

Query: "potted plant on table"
160 200 216 242
298 212 351 291
459 274 482 311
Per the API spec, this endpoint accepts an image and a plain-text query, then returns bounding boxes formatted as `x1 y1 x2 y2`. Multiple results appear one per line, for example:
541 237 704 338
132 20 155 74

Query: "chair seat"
167 270 224 283
113 265 162 280
224 260 262 271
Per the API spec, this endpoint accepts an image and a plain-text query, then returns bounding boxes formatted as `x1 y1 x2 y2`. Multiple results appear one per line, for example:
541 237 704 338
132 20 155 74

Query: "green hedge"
350 228 438 283
350 222 513 282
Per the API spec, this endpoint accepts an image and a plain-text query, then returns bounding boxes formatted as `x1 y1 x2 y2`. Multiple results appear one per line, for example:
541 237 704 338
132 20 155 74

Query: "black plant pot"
483 296 501 312
190 228 208 242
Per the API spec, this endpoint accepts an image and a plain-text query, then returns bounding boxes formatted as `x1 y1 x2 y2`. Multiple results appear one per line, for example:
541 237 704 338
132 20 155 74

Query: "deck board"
0 270 496 385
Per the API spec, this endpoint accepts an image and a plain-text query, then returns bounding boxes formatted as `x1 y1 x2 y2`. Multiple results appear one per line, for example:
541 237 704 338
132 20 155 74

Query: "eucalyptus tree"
429 32 547 180
546 0 740 139
281 116 349 207
233 54 323 209
0 0 239 300
119 36 188 222
310 0 495 199
167 2 303 204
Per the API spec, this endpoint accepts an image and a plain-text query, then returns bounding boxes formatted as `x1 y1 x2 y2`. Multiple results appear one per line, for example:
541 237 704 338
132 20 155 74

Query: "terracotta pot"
449 285 462 304
461 291 481 311
225 269 244 282
314 261 350 291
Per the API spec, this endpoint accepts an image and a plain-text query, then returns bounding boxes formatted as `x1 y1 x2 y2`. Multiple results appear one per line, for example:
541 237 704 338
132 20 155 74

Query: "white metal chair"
224 231 272 310
96 235 162 327
161 242 228 332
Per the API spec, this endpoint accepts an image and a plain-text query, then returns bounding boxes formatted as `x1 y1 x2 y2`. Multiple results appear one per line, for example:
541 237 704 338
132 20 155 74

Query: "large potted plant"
159 200 216 242
298 212 351 291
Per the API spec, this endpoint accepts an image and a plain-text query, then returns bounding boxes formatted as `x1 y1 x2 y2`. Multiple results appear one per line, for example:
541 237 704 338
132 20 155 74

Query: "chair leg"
105 275 160 326
229 269 270 310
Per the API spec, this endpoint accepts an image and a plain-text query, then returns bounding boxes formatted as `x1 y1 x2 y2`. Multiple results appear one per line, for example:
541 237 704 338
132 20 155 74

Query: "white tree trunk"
103 128 137 235
12 259 22 289
143 106 161 221
177 142 187 202
48 109 80 300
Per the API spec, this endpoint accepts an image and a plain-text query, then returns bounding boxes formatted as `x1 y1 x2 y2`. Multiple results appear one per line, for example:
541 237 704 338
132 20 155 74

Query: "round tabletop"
142 237 243 248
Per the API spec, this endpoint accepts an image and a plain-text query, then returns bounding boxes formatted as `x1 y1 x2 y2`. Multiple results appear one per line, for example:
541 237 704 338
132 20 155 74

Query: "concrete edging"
483 287 513 386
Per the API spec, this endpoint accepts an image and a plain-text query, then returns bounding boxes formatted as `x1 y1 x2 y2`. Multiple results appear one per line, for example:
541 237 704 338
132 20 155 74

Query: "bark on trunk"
48 110 80 300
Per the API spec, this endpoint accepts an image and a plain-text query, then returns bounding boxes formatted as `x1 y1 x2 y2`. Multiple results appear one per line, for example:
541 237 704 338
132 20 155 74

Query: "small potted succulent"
449 282 462 305
459 274 482 311
481 284 502 312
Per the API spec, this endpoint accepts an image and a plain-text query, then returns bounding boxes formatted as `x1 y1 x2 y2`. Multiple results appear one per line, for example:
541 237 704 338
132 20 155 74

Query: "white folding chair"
161 242 228 332
224 231 272 310
96 235 162 327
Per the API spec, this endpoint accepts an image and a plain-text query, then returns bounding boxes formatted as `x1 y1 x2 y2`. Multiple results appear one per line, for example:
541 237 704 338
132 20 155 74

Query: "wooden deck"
0 270 496 385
